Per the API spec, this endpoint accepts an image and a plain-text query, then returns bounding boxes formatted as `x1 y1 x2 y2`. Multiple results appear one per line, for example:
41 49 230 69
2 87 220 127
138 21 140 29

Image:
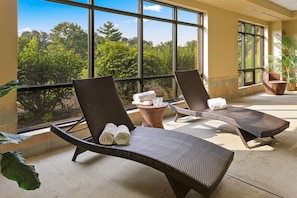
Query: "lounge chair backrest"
73 76 135 144
175 70 210 111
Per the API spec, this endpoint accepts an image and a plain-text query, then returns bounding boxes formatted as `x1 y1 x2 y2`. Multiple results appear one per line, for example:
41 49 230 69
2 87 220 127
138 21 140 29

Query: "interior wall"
0 0 18 134
282 20 297 41
268 21 282 58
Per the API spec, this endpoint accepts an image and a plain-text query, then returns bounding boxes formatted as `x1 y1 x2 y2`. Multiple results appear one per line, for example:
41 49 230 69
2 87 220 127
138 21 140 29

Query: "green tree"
97 21 122 42
49 22 88 59
153 41 172 75
18 30 49 52
177 40 196 70
143 43 169 76
17 37 85 124
95 41 137 101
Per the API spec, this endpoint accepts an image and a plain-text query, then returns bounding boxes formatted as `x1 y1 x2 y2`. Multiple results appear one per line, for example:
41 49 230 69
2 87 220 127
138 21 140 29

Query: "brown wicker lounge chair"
50 76 234 198
169 70 290 149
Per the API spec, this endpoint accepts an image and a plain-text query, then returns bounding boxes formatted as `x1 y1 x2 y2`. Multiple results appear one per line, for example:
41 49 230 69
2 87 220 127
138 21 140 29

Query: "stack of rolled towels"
99 123 131 145
132 90 156 105
207 97 227 110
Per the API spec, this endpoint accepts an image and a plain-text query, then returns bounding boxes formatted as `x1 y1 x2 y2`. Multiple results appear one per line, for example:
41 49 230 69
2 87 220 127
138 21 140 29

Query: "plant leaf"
0 132 31 144
1 151 41 190
0 80 19 97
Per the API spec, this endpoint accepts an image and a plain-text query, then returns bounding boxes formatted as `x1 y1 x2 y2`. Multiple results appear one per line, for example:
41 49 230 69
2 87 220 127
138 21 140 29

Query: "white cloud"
123 20 132 23
20 27 31 33
18 27 32 36
132 18 150 23
143 5 162 12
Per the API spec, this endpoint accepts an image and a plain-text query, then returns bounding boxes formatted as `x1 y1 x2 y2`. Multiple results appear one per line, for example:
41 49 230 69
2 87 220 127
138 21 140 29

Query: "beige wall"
268 20 297 54
268 21 282 58
283 20 297 41
0 0 18 134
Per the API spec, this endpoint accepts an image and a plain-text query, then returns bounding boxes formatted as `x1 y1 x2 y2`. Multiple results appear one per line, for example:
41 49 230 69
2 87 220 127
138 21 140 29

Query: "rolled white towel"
114 125 131 145
99 123 116 145
207 97 227 110
133 90 156 102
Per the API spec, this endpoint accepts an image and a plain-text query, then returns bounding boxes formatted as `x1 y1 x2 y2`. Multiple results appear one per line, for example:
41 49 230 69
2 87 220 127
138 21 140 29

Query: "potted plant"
281 32 297 91
264 55 281 74
0 80 40 190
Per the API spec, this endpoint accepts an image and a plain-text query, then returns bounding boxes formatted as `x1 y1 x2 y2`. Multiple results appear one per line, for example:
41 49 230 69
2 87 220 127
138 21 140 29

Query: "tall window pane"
177 25 198 70
237 21 264 86
94 11 138 79
143 21 172 76
245 35 253 69
18 0 87 129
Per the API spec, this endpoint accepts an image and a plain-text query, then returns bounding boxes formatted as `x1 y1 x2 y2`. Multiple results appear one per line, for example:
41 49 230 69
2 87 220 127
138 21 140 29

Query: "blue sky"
18 0 197 45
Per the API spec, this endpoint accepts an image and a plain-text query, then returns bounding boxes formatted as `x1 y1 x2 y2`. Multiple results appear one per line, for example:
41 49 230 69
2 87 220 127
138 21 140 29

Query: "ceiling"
192 0 297 22
269 0 297 11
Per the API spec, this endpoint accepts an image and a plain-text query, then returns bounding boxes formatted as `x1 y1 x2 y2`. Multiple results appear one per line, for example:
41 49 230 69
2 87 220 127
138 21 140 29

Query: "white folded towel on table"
114 124 131 145
207 97 227 110
99 123 117 145
133 90 156 103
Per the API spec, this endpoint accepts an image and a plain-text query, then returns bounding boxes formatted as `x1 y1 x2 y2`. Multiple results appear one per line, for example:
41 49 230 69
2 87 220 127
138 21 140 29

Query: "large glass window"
17 0 203 132
238 21 264 86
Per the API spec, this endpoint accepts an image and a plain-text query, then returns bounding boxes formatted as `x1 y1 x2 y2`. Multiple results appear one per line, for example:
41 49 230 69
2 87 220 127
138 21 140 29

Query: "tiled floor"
1 91 297 198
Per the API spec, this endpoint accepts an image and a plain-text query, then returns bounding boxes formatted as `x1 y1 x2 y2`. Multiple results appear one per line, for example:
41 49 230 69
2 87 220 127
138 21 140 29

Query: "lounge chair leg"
72 147 88 161
166 175 191 198
235 128 258 149
72 136 94 161
174 113 188 122
174 113 181 122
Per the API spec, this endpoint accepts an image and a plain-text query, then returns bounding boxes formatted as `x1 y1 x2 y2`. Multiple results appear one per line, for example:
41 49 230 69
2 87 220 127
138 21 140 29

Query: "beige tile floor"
1 91 297 198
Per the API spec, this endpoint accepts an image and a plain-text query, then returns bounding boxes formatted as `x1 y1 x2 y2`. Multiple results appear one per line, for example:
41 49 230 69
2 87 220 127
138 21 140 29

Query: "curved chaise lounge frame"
169 70 290 149
50 76 234 198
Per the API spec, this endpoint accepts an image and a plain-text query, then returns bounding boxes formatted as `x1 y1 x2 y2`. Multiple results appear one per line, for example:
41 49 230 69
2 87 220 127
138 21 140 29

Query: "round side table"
137 103 168 128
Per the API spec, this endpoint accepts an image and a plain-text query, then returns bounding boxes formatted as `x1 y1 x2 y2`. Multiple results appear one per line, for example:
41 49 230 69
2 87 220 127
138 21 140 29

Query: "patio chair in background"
169 70 290 149
50 76 234 198
262 72 287 95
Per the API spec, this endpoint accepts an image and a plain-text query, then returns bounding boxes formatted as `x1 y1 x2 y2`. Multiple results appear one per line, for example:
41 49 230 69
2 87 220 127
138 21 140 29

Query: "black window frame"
238 21 264 86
